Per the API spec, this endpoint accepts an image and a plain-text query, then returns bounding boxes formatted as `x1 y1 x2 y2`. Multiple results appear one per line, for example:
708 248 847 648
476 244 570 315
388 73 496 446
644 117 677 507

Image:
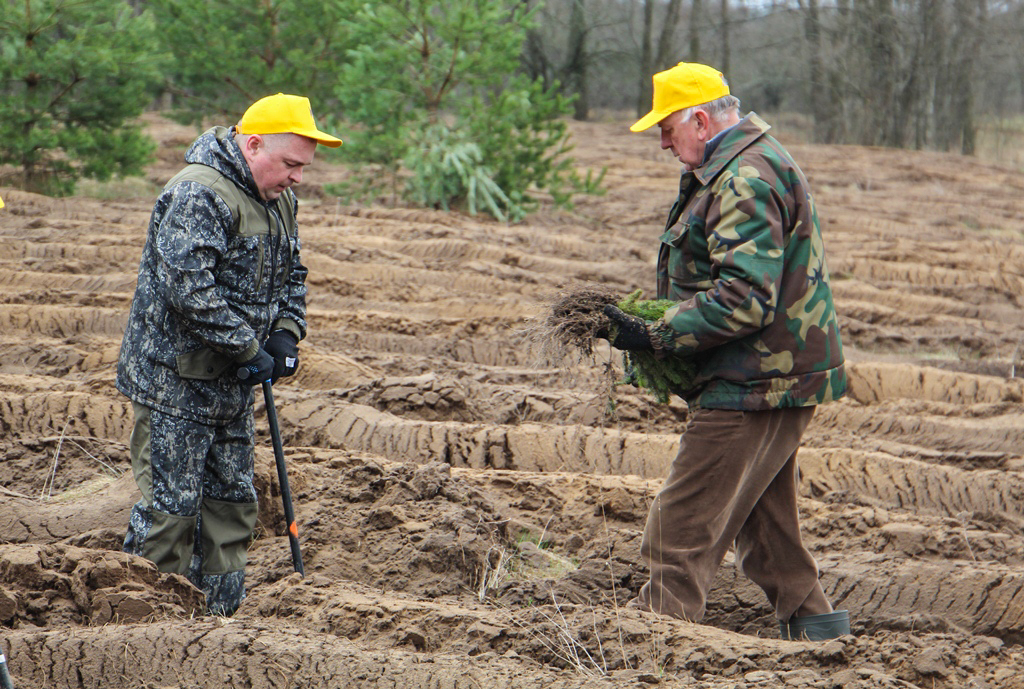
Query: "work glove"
603 304 654 352
236 348 275 385
264 329 300 383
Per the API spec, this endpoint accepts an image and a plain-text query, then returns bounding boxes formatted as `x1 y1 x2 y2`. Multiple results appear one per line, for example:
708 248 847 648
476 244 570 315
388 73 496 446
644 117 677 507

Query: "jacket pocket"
659 221 690 248
218 233 266 303
660 222 706 289
176 347 234 380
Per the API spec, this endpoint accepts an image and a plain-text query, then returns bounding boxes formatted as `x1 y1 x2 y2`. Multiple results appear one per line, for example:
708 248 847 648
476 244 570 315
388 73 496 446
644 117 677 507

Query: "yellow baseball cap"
631 62 730 132
237 93 343 148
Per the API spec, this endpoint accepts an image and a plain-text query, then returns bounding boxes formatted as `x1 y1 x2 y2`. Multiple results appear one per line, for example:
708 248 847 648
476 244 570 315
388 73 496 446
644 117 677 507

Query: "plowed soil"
2 113 1024 688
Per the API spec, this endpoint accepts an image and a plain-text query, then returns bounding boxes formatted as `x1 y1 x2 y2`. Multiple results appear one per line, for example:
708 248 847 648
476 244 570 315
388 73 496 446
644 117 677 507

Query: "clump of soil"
0 543 203 628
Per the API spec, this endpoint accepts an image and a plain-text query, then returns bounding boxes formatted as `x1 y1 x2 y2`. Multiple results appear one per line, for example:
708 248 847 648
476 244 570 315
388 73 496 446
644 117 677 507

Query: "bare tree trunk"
689 0 702 61
950 0 986 154
638 0 683 115
856 0 898 146
876 0 899 146
935 0 975 152
893 60 916 149
655 0 684 69
933 0 955 150
912 0 943 149
892 0 928 149
1016 4 1024 115
566 0 589 121
720 0 730 77
947 0 971 151
824 0 853 144
801 0 828 142
520 0 551 89
637 0 654 116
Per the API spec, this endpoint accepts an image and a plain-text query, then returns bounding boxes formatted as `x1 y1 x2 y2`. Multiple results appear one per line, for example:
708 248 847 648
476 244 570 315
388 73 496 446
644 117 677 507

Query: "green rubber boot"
780 610 851 641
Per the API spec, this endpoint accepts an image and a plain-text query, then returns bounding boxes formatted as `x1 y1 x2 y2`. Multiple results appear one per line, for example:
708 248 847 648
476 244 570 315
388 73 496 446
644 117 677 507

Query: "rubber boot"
780 610 851 640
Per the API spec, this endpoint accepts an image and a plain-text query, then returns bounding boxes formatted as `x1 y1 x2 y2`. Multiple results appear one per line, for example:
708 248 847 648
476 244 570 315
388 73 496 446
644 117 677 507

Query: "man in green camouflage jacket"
117 94 341 615
604 63 849 640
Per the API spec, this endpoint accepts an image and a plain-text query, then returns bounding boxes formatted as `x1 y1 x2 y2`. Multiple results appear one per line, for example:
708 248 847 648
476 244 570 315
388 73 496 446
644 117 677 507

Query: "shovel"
260 380 305 577
237 367 305 577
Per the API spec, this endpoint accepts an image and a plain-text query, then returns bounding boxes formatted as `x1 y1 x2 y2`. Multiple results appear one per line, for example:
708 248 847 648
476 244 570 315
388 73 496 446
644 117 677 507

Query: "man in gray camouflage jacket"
117 94 341 615
606 63 850 640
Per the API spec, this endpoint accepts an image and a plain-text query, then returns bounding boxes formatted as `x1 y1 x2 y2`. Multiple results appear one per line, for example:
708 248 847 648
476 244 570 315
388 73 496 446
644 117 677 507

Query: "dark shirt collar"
700 122 740 167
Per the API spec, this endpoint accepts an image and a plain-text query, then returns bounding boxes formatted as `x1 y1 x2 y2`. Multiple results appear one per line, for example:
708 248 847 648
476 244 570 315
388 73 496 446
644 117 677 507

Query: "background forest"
1 0 1022 215
531 0 1018 155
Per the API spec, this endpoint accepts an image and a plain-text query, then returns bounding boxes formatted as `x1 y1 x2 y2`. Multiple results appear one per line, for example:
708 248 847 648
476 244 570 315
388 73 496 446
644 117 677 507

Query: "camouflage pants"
123 403 258 616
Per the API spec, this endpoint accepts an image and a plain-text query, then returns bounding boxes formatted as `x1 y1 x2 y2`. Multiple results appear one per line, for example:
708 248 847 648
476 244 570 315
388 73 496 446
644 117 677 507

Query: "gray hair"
234 131 295 151
679 94 741 124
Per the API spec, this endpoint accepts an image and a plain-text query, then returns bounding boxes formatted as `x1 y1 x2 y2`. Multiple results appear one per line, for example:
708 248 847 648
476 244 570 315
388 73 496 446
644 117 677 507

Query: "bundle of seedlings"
614 289 697 402
521 285 696 403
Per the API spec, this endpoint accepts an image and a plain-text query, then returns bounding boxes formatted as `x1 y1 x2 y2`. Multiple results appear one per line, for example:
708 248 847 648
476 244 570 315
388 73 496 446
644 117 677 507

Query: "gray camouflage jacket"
117 126 308 424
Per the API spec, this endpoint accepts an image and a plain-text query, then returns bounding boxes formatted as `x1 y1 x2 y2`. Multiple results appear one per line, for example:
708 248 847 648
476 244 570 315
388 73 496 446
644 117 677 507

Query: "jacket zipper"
267 205 279 306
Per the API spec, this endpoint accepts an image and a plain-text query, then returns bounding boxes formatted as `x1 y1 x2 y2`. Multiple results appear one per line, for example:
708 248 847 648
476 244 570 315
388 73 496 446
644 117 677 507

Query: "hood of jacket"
184 126 264 203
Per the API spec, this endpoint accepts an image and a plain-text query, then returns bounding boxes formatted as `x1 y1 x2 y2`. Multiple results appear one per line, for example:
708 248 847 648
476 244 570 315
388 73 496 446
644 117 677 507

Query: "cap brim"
301 129 343 148
630 110 669 133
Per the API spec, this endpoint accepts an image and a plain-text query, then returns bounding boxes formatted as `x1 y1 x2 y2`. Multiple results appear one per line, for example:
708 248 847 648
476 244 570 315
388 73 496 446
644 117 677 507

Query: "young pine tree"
147 0 357 125
0 0 164 195
332 0 582 222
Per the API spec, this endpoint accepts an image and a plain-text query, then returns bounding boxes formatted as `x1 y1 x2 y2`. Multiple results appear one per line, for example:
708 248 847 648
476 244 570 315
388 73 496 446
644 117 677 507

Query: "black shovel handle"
0 652 15 689
261 381 305 577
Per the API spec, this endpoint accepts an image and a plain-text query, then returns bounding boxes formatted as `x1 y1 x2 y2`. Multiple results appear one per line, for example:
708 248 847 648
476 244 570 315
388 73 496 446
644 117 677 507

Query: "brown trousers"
637 406 832 622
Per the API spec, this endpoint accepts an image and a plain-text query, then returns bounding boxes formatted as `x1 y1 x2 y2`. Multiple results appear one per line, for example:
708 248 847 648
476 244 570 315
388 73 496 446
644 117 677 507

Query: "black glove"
264 330 300 383
236 348 275 385
603 304 654 351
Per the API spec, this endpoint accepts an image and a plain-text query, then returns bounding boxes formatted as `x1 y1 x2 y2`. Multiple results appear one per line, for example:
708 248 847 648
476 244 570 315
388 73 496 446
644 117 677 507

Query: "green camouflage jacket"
650 113 845 410
117 126 308 424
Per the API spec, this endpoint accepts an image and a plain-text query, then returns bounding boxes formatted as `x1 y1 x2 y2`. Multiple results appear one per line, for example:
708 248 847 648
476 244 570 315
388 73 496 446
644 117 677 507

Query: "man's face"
658 110 706 170
243 134 318 201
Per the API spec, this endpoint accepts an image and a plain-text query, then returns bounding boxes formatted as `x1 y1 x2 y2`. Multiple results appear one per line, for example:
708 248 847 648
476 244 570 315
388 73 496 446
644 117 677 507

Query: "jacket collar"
691 112 771 185
184 126 266 203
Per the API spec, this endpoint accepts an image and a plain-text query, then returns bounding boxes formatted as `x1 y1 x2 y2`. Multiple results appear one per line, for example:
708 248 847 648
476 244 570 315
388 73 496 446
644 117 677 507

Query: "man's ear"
243 134 264 157
693 110 711 140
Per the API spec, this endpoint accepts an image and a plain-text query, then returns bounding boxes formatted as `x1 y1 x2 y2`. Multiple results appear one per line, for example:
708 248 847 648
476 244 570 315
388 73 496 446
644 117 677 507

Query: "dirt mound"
0 543 203 628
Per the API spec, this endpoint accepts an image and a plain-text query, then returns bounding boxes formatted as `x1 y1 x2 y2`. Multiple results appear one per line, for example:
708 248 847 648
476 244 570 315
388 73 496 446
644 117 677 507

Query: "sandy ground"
2 113 1024 688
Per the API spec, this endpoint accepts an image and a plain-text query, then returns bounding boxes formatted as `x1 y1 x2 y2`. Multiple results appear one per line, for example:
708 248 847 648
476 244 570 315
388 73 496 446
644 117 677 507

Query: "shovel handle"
261 381 305 577
0 653 15 689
